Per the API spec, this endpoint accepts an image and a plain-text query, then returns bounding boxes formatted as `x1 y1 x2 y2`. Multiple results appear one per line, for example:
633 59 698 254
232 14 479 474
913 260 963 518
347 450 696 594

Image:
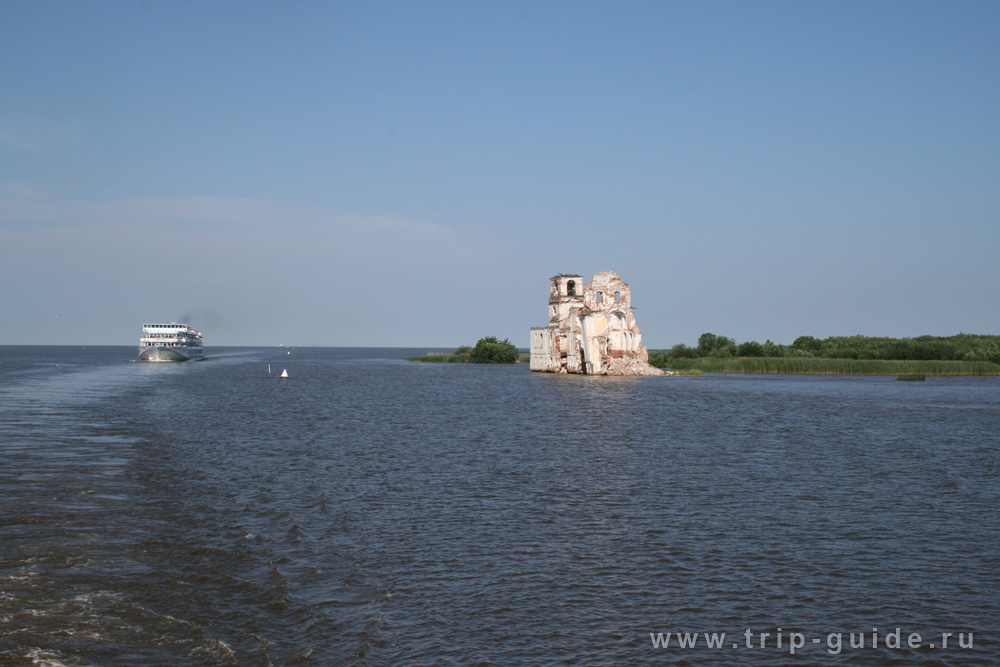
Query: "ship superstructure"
139 323 205 361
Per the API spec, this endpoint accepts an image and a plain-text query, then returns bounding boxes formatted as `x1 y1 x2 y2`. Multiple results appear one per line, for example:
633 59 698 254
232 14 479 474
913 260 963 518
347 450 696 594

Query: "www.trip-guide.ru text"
649 627 974 655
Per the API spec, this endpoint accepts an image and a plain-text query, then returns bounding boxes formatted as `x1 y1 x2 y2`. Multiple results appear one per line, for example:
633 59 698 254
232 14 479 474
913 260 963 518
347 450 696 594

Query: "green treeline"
407 337 523 364
649 333 1000 375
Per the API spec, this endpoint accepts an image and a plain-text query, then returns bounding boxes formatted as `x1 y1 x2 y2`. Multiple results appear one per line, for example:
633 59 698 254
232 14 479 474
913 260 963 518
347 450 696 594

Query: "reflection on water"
1 346 998 666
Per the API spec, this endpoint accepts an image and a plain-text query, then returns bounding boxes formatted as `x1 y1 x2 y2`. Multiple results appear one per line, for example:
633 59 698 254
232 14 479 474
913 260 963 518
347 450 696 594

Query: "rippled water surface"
1 346 998 665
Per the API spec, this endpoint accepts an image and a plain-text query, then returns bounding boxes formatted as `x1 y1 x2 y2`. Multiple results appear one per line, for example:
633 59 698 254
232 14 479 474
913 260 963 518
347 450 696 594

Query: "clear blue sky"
2 1 998 347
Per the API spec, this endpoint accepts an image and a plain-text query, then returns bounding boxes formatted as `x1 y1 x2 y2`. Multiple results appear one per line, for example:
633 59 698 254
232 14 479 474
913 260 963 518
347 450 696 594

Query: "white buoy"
280 369 289 378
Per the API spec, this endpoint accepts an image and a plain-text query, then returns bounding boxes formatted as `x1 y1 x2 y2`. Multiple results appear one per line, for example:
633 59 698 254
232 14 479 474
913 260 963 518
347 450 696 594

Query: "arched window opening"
567 280 576 296
615 291 622 303
595 291 603 304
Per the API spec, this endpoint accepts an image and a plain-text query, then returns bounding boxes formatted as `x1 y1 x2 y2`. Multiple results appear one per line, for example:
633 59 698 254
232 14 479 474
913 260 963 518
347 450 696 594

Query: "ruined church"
530 271 663 376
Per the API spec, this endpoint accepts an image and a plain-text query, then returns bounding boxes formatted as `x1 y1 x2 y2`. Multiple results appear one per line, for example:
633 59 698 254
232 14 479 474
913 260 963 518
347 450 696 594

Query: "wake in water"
2 347 999 665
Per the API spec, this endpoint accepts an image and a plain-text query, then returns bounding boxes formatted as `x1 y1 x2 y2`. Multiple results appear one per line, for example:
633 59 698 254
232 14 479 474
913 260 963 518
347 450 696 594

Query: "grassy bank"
655 357 1000 375
407 351 531 363
406 352 465 363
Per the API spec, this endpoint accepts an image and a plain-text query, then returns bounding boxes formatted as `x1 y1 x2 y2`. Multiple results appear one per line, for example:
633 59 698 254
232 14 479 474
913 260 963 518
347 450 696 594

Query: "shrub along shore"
649 333 1000 375
407 337 525 364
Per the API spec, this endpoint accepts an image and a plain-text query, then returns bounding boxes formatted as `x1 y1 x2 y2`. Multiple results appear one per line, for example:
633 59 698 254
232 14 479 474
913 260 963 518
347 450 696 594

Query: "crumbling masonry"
530 271 663 376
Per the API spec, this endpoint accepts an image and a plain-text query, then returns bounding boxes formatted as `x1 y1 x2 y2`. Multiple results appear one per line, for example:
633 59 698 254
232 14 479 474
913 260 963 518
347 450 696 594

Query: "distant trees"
694 332 736 357
406 338 520 363
652 333 1000 366
469 336 520 364
670 343 698 358
792 336 822 354
788 334 1000 363
762 340 785 357
736 341 764 357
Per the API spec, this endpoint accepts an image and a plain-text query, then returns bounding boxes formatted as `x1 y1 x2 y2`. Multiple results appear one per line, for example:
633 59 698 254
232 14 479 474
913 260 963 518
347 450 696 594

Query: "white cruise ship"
139 323 205 361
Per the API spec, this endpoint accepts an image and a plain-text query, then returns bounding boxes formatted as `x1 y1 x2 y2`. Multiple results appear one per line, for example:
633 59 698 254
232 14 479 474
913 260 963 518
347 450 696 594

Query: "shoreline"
652 357 1000 376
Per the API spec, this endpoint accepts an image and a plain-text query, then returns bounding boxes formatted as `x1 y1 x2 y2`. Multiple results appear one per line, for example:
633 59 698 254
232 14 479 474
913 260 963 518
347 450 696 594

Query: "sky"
2 0 998 348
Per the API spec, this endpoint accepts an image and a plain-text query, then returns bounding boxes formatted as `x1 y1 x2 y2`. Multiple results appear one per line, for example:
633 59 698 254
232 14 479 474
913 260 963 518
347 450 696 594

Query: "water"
1 346 998 666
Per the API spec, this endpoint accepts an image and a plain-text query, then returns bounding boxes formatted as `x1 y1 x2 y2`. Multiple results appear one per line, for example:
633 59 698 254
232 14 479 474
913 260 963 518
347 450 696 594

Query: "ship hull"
139 346 204 362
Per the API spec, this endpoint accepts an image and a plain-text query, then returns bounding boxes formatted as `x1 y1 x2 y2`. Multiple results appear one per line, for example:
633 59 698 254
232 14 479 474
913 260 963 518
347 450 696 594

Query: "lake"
1 346 998 665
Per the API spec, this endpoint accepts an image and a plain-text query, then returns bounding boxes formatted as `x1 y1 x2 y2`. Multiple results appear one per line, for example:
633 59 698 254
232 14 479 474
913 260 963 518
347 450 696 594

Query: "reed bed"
406 353 460 363
662 357 1000 375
